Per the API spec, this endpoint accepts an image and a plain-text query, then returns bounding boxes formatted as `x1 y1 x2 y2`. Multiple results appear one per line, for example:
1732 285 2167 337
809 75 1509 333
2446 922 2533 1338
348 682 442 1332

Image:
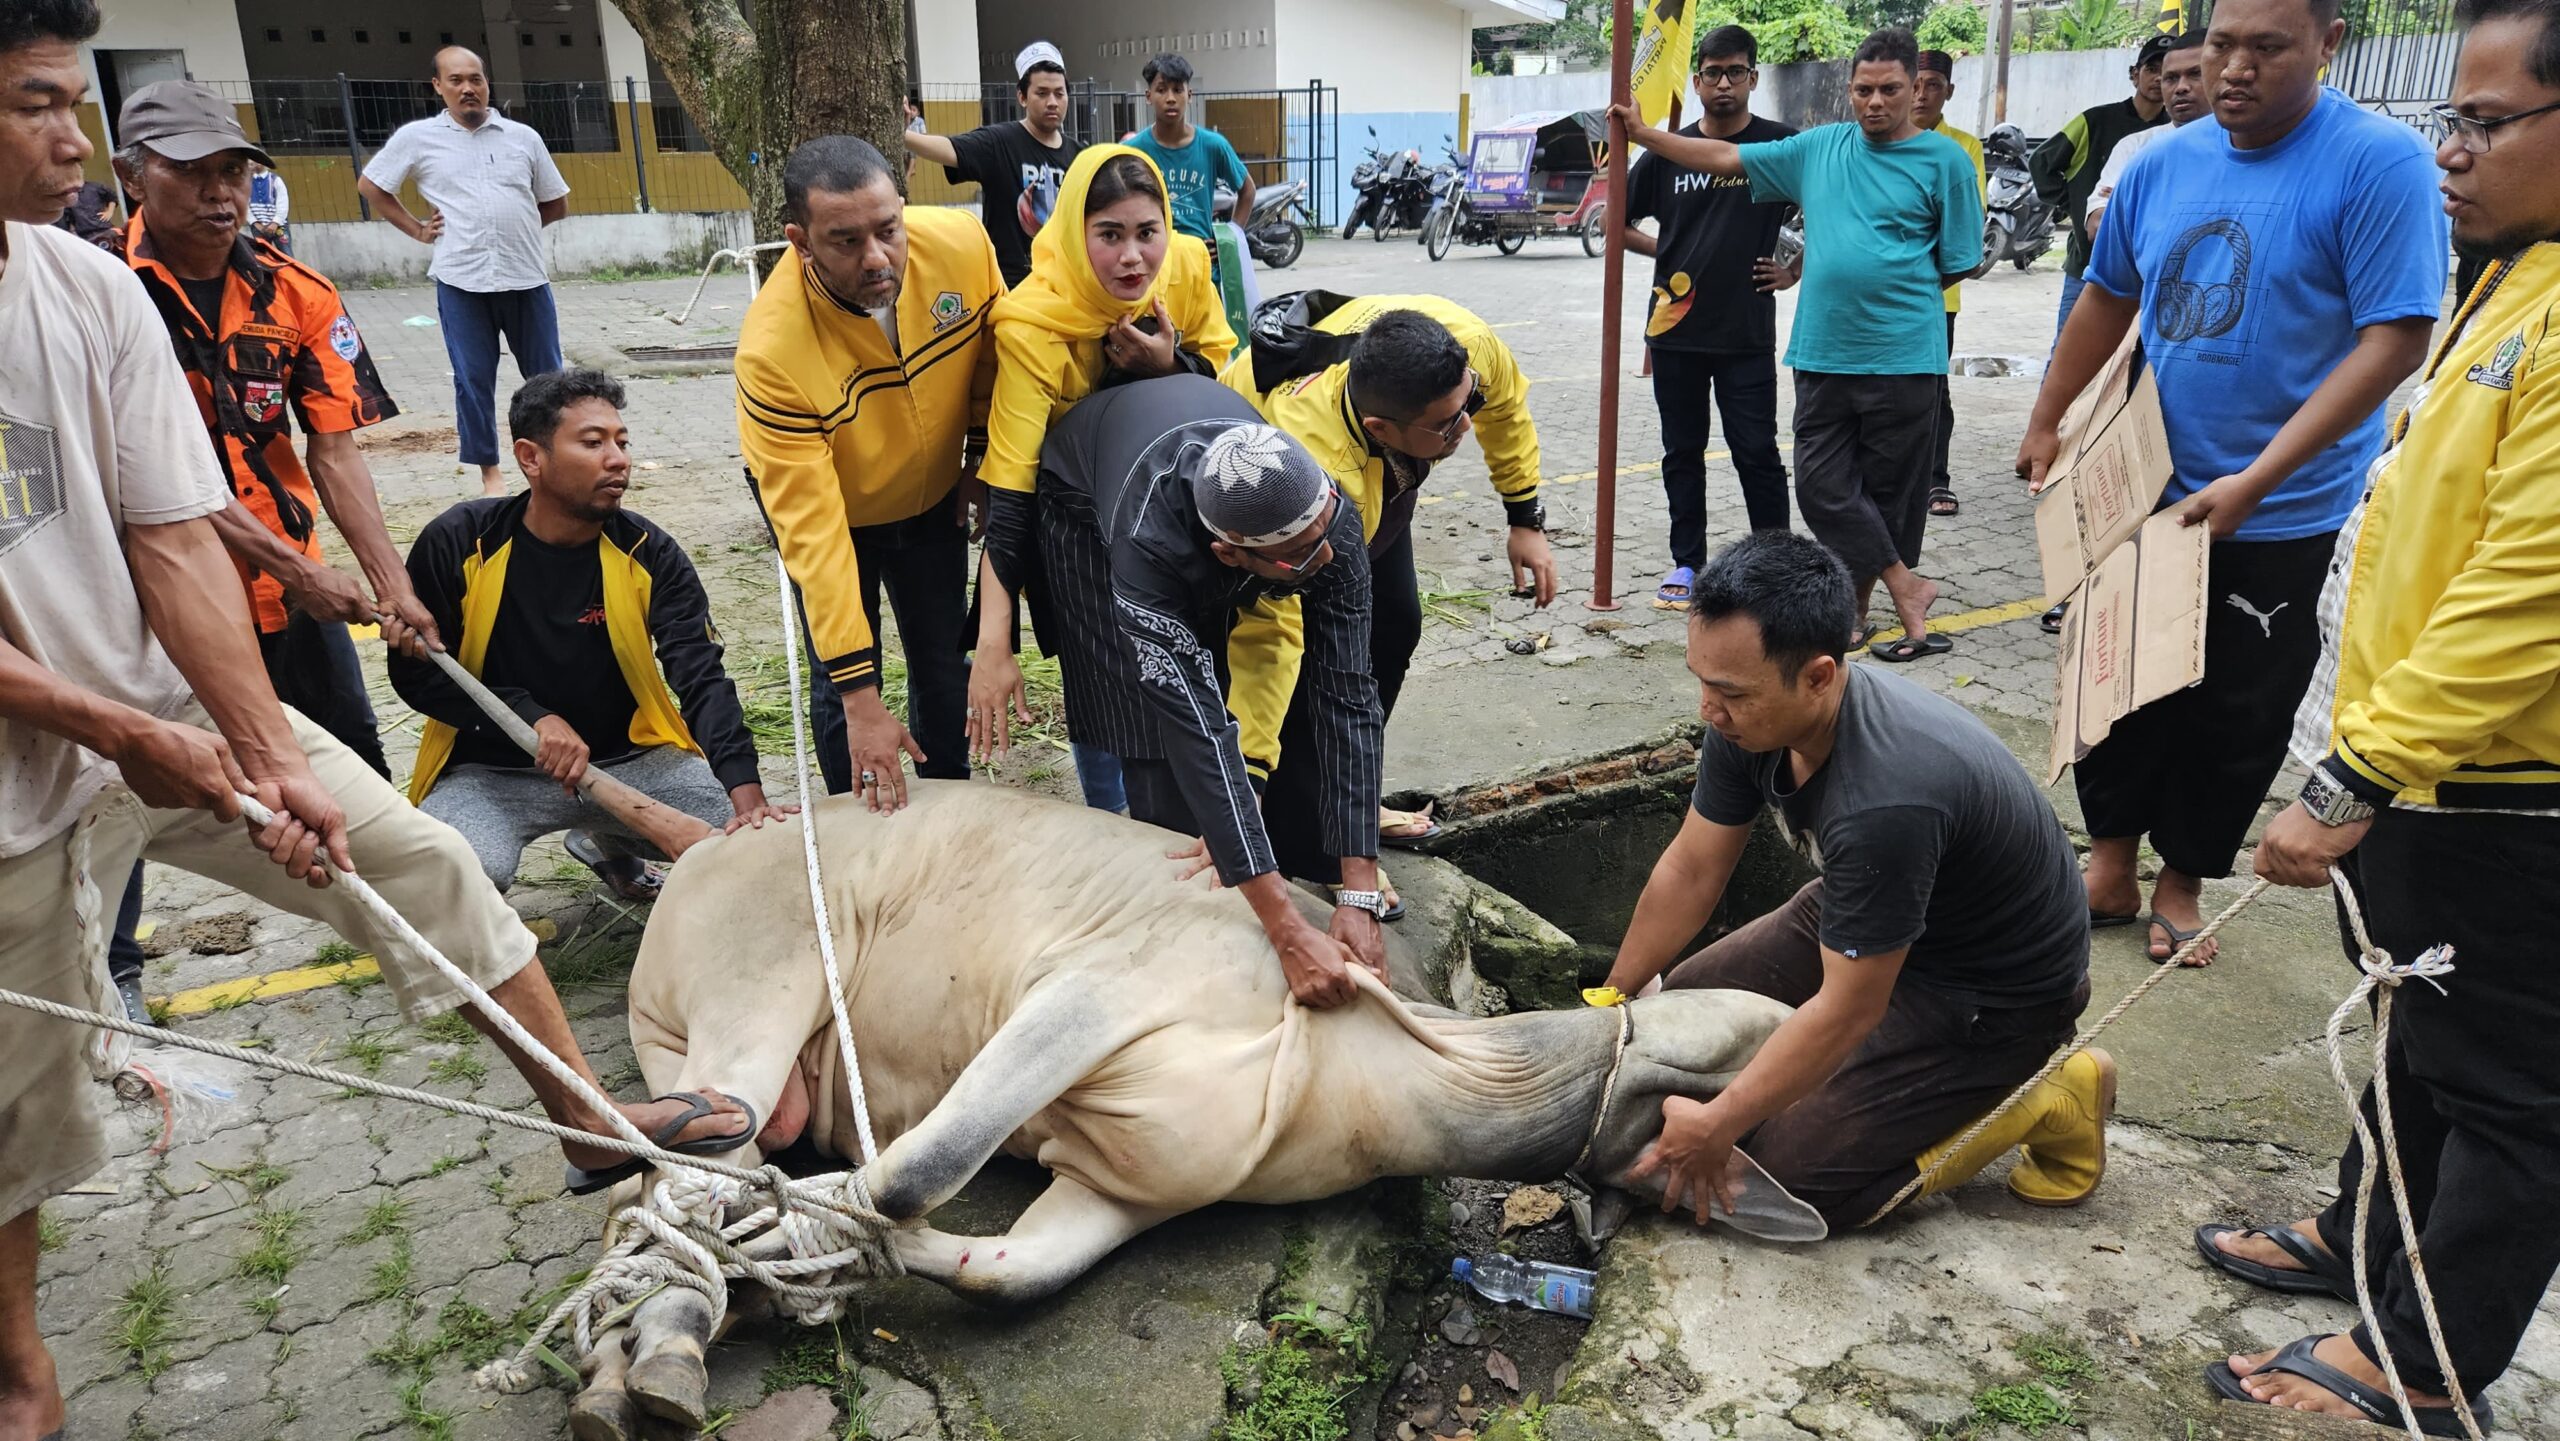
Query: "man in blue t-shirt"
2016 0 2444 966
1125 52 1253 261
1619 26 1982 664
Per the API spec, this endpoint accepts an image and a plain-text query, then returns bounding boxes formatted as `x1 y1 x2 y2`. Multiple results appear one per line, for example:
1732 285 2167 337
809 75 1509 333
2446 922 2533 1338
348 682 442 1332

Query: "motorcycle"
1341 129 1393 241
1977 124 2056 275
1214 177 1307 270
1415 137 1467 251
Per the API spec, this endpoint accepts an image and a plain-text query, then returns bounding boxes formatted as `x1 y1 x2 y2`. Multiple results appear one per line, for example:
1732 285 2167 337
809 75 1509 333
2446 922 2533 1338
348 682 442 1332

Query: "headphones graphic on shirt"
2154 218 2253 343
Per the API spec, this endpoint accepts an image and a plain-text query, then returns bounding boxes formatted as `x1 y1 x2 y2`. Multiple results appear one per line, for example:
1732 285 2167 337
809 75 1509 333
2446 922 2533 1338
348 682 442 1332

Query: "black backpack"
1243 289 1364 394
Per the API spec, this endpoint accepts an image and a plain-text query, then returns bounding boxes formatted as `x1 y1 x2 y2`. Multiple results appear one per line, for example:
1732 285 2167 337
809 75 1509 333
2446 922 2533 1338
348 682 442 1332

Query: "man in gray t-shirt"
1597 534 2105 1232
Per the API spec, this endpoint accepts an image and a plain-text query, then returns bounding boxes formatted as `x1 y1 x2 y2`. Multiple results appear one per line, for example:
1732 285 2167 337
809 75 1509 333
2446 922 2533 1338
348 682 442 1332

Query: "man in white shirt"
2086 27 2210 234
358 46 571 497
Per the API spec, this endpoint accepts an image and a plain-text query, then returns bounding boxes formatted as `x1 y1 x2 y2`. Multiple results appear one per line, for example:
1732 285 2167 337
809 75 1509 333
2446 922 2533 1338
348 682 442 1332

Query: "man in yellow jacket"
736 136 1001 808
1221 294 1559 899
2194 7 2559 1432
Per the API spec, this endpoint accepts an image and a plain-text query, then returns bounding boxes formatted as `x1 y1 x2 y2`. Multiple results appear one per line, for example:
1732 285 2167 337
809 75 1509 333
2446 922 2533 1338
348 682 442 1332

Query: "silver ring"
859 770 878 786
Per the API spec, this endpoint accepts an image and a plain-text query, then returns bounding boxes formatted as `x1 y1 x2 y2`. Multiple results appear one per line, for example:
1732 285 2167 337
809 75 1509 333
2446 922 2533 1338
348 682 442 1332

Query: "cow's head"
1576 988 1827 1241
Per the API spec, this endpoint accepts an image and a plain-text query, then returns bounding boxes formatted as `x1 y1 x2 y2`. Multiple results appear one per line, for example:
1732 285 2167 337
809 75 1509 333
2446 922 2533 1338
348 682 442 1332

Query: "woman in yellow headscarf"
979 144 1238 496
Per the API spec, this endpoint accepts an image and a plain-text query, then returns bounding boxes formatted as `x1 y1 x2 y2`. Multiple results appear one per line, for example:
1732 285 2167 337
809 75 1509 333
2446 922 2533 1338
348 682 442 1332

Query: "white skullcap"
1016 41 1065 79
1193 424 1333 548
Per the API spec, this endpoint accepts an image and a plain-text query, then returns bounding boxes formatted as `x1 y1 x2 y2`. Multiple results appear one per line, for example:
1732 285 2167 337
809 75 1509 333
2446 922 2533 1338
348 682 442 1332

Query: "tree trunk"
609 0 908 247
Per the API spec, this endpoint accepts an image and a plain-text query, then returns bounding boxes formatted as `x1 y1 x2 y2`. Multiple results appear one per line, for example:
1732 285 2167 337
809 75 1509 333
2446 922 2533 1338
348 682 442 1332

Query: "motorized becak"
1422 109 1612 261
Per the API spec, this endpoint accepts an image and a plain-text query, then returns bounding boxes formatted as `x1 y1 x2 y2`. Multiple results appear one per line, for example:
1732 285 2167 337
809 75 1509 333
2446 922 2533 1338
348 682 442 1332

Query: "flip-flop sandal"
2089 909 2139 929
2192 1223 2355 1303
1928 487 1960 516
1379 802 1442 849
564 831 664 904
2146 912 2213 965
2042 602 2068 634
2204 1334 2491 1438
1869 633 1953 663
1848 621 1880 650
1653 565 1696 610
563 1090 760 1196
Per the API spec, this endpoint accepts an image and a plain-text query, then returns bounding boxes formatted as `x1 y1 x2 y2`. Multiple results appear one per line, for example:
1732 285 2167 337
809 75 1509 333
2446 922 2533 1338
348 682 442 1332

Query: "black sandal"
563 1090 760 1195
2192 1223 2354 1302
2204 1334 2492 1438
1869 633 1953 663
2041 601 2068 634
1928 486 1959 516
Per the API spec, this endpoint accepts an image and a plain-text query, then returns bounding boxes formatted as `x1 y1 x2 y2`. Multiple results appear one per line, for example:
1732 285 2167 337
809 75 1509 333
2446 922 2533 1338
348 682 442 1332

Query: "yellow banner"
1629 0 1695 128
2156 0 2185 33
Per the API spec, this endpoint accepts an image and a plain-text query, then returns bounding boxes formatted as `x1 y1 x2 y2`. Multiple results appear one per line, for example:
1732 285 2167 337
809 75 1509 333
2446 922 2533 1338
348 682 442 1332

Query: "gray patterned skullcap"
1192 424 1332 548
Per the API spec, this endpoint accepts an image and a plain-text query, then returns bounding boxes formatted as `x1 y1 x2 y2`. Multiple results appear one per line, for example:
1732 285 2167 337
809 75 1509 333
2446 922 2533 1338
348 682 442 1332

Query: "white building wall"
971 0 1278 91
89 0 253 82
913 0 984 86
1273 0 1467 113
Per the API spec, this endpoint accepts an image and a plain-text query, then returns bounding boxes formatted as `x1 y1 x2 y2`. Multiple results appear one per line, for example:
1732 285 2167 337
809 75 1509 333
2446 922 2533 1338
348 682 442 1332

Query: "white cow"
571 782 1806 1439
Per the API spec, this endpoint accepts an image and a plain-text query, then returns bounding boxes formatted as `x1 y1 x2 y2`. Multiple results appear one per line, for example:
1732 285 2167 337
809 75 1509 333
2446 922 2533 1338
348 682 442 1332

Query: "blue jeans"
1072 742 1127 813
2055 271 2088 343
437 282 564 466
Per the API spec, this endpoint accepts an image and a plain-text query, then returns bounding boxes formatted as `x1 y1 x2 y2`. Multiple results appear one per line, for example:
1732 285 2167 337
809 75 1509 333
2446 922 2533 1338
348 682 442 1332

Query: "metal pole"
1993 0 2018 125
625 75 652 213
1591 0 1632 612
338 72 369 220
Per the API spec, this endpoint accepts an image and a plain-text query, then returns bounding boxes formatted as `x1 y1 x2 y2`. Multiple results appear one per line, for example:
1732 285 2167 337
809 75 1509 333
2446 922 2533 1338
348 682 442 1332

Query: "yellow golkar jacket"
1219 293 1544 778
981 144 1238 495
2311 242 2560 811
735 206 1001 695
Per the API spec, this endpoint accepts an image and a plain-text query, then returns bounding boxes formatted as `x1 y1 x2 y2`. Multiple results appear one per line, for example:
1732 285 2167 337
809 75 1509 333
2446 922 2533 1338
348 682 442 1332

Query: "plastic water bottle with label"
1451 1254 1595 1320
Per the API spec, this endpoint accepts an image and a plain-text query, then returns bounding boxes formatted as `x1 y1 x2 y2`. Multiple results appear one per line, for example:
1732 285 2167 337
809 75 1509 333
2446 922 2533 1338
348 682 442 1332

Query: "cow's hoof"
627 1351 710 1430
568 1384 642 1441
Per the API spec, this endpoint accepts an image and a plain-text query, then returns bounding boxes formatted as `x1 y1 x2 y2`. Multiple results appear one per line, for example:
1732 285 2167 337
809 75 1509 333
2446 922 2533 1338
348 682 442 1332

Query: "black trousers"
2072 530 2334 878
1792 370 1939 584
1652 346 1791 570
258 612 391 781
803 493 971 795
1261 524 1420 887
1665 881 2090 1229
2313 808 2560 1397
1933 312 1958 496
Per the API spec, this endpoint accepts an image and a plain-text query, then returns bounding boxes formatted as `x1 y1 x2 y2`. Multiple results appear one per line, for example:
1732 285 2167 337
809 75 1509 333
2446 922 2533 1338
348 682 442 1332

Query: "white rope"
2323 864 2485 1441
774 555 882 1168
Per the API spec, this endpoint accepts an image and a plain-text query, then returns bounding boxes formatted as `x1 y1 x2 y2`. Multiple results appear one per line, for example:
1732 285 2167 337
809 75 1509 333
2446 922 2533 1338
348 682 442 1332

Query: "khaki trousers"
0 706 535 1224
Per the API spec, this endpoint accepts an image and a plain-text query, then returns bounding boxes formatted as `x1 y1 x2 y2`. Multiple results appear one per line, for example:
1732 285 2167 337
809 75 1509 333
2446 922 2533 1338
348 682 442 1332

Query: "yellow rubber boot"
1911 1048 2118 1206
2006 1048 2117 1208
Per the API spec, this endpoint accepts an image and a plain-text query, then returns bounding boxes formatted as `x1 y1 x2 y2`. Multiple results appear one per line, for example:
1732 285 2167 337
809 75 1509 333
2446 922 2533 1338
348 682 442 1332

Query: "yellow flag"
1629 0 1695 128
2156 0 2185 33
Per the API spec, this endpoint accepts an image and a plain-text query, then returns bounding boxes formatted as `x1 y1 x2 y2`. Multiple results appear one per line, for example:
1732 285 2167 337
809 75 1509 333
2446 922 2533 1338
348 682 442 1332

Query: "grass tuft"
426 1050 489 1087
202 1160 288 1197
345 1196 410 1245
113 1259 182 1380
1969 1381 2076 1434
34 1208 64 1254
341 1031 400 1075
416 1011 479 1046
362 1234 416 1304
235 1206 306 1286
2016 1332 2099 1386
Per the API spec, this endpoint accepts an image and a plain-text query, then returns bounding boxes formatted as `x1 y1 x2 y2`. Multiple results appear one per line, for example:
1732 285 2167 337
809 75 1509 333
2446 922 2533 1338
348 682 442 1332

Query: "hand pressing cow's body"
575 782 1797 1439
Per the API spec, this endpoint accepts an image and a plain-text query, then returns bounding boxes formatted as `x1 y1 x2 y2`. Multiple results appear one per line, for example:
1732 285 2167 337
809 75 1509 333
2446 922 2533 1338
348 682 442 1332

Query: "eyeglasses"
1698 65 1755 86
1419 371 1486 445
2426 98 2560 154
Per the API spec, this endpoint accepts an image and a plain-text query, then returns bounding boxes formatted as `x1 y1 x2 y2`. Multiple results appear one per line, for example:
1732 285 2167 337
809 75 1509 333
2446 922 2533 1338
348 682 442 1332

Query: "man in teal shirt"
1126 52 1254 257
1618 25 1981 662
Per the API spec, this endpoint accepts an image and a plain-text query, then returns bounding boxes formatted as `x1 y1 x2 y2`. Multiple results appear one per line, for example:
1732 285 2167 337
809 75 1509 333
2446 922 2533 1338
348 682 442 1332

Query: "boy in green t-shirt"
1125 52 1254 256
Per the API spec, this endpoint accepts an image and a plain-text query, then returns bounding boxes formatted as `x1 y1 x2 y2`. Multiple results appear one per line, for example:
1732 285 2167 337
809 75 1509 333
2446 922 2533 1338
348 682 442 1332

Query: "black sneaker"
116 976 160 1027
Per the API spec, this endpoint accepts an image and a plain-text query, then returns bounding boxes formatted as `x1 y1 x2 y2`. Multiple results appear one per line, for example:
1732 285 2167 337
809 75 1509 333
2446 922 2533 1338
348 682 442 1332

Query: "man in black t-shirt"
1622 26 1800 609
389 370 790 900
902 41 1084 286
1597 534 2106 1231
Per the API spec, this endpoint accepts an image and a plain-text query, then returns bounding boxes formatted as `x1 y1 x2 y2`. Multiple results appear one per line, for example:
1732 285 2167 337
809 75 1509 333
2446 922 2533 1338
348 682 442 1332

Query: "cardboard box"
2036 339 2210 784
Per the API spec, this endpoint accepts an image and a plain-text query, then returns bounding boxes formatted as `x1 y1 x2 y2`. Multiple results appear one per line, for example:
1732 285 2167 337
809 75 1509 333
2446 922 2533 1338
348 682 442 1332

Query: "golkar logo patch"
930 292 967 331
328 313 361 362
2467 332 2525 391
0 413 67 559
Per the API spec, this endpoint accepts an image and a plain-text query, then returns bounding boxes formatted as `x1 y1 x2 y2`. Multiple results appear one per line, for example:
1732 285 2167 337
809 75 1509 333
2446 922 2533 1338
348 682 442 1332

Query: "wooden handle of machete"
421 649 717 862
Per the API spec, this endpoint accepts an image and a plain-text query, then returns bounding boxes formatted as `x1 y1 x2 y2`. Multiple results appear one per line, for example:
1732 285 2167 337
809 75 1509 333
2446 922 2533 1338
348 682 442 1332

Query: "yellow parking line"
1551 443 1796 487
160 955 380 1018
1863 596 2051 650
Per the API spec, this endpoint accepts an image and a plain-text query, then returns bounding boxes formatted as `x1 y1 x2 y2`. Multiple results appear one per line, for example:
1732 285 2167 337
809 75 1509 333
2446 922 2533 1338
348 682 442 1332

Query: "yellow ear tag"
1582 986 1629 1008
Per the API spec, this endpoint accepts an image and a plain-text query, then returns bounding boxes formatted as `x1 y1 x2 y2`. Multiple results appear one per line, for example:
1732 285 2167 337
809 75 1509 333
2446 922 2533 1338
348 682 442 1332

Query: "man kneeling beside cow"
554 526 2109 1435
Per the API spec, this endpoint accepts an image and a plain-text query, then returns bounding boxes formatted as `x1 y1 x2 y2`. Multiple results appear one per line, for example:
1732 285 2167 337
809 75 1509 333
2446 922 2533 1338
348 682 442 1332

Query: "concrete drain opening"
620 341 737 362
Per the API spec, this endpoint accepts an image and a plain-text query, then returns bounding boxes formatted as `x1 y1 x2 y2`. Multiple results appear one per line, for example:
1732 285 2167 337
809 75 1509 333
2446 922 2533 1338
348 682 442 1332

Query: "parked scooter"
1416 136 1467 249
1342 129 1394 241
1977 124 2056 275
1215 177 1308 269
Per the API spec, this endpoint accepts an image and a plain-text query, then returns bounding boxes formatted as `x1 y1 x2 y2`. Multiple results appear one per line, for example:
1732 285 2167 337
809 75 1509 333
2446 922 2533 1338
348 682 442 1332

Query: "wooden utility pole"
1592 0 1633 612
1993 0 2018 124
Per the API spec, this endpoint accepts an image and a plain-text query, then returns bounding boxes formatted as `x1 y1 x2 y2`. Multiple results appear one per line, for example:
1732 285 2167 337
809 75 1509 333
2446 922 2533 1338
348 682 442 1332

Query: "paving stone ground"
35 233 2533 1441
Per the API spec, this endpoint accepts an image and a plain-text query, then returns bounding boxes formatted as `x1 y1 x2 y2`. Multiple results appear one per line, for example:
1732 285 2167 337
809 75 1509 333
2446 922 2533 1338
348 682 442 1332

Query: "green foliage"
1693 0 1867 61
315 940 366 967
416 1011 479 1045
34 1207 64 1254
426 1050 489 1087
1220 1339 1357 1441
346 1196 411 1245
1917 0 1990 53
236 1206 307 1286
202 1160 288 1197
1970 1381 2077 1432
113 1259 182 1379
758 1326 869 1429
363 1234 417 1304
341 1031 400 1075
2042 0 2146 51
2344 0 2457 36
2016 1332 2099 1386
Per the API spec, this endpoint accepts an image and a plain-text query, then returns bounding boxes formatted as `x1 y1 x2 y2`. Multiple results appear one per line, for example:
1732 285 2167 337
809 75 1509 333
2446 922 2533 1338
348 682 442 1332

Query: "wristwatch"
2299 762 2378 827
1334 889 1390 918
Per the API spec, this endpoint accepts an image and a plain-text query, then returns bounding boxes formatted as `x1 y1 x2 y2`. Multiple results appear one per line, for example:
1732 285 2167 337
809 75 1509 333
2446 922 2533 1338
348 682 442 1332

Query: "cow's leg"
864 977 1148 1222
895 1175 1174 1304
568 1326 641 1441
623 1287 719 1430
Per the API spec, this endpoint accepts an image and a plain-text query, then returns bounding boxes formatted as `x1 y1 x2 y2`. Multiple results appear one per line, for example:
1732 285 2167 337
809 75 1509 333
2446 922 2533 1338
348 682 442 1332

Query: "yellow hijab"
992 143 1218 340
